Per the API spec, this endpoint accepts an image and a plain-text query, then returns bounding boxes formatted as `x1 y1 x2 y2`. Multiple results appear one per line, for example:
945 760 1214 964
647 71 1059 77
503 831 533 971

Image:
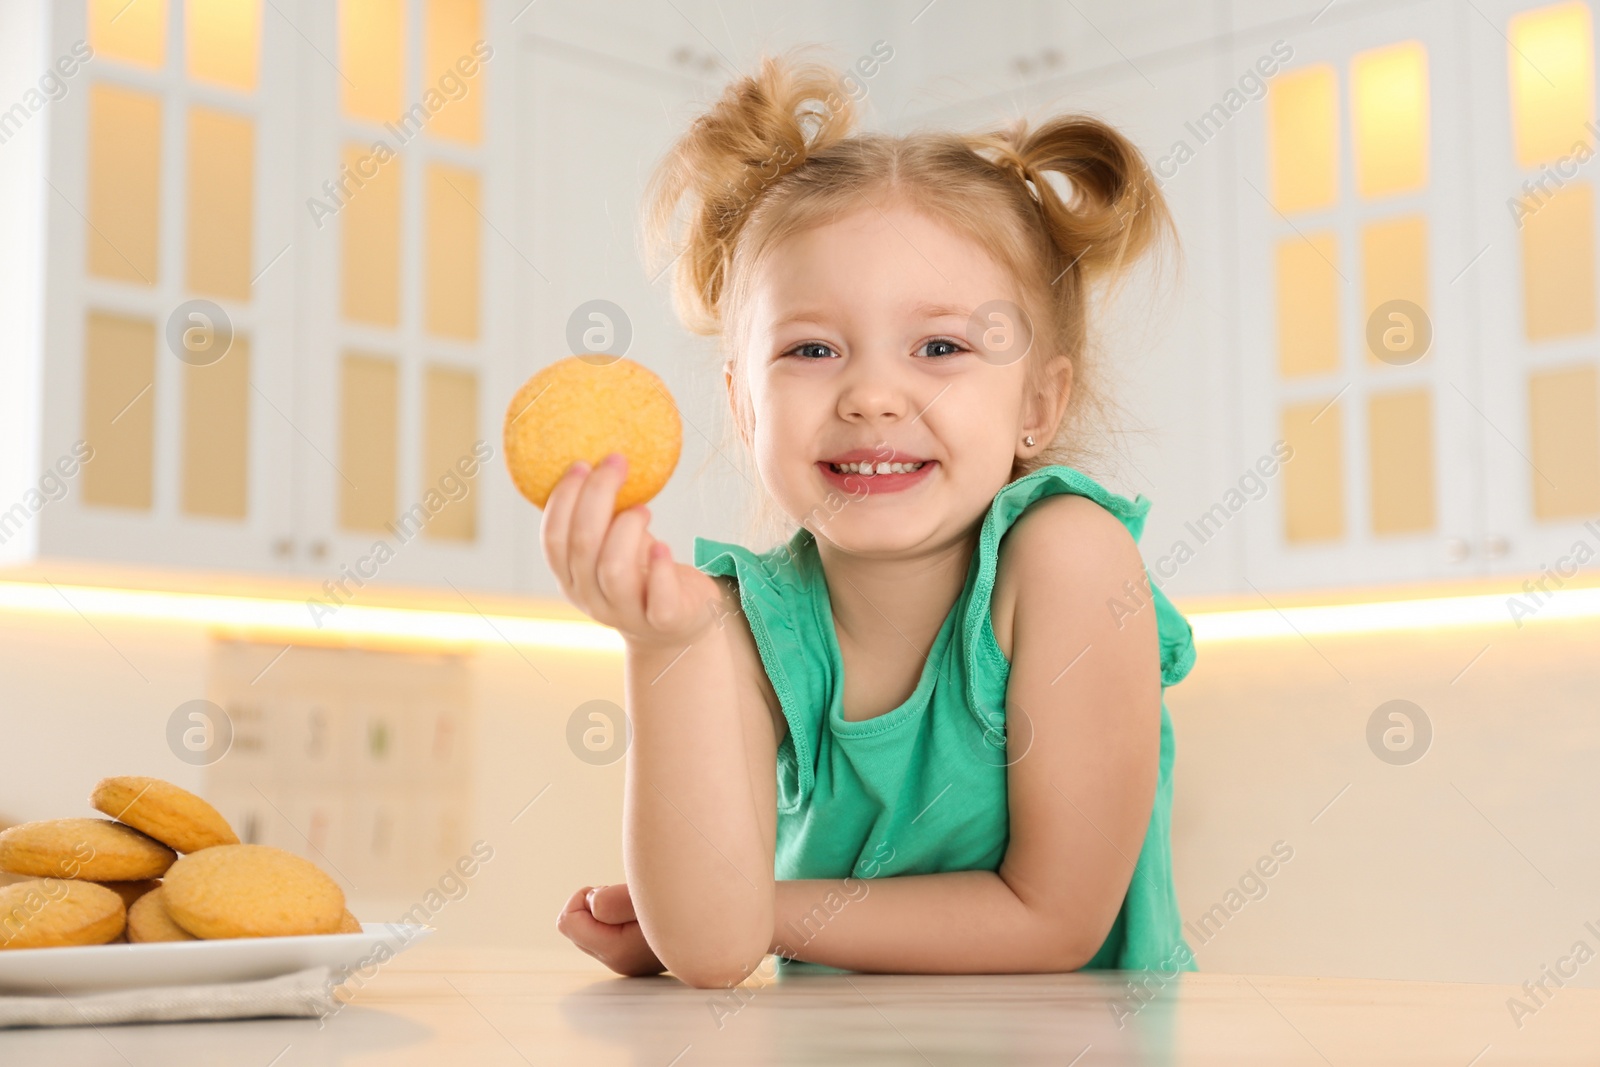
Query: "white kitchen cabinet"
18 0 298 574
8 0 528 594
1230 0 1494 591
288 0 521 594
1229 0 1600 593
1466 0 1600 583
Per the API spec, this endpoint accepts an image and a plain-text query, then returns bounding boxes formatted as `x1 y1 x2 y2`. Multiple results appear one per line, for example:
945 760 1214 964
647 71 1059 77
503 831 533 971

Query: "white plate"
0 922 433 995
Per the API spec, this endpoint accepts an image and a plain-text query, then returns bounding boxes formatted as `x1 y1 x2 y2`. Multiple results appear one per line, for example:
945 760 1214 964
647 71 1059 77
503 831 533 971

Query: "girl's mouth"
817 459 936 495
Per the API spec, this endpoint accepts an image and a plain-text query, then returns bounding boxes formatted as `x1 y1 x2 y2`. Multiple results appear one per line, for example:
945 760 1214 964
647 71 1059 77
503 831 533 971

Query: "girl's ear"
724 361 753 448
1020 354 1073 455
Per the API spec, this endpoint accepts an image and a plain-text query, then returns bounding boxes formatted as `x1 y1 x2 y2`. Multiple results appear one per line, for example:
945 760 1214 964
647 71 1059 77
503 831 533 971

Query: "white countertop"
2 943 1597 1065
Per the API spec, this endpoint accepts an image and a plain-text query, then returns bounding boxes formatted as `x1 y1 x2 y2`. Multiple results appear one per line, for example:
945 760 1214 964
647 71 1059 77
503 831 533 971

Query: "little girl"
545 50 1198 989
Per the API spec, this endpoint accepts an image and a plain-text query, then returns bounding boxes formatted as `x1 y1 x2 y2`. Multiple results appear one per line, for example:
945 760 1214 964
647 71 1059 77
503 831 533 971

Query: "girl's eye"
921 338 967 359
785 342 837 360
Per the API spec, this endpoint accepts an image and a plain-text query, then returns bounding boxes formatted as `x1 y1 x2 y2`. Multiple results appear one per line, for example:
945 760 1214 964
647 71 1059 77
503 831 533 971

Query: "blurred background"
0 0 1597 989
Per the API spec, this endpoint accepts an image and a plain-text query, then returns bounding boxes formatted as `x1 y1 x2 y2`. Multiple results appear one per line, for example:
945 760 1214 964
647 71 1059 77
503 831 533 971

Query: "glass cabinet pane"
1268 64 1339 215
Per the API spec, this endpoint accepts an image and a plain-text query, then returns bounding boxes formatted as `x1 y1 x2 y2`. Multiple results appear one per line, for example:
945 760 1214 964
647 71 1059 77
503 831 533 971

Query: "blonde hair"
642 47 1174 549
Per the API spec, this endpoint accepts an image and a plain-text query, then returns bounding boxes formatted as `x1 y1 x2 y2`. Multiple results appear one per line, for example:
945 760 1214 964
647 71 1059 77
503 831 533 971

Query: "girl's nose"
836 352 910 423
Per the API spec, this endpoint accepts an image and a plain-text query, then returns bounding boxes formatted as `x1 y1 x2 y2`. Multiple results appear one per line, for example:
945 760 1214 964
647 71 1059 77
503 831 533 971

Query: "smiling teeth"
829 461 926 475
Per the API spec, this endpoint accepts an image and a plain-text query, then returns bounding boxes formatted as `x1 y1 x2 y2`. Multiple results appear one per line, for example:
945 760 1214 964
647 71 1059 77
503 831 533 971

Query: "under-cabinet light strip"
0 581 624 652
0 579 1594 648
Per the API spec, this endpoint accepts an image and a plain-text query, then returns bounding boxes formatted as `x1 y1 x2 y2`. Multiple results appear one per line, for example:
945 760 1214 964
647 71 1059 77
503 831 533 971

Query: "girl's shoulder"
986 465 1197 688
986 463 1155 544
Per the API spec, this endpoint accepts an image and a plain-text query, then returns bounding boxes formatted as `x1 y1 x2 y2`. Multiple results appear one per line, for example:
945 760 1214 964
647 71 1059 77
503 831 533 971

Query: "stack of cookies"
0 776 359 949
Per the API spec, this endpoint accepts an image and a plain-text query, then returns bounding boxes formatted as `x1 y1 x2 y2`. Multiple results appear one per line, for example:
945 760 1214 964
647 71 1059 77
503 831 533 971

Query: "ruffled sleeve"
693 531 823 812
971 465 1198 691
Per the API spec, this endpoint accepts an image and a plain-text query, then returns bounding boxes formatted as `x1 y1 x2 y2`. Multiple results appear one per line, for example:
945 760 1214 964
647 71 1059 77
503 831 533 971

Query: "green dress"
692 463 1199 972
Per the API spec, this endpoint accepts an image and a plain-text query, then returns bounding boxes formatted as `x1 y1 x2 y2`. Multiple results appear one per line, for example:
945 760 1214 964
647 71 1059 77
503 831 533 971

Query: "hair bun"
969 115 1168 284
642 50 860 335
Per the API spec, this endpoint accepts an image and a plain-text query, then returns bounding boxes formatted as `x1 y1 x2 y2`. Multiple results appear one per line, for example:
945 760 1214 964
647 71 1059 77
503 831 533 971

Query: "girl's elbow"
667 946 771 990
1057 938 1096 973
656 913 772 989
1038 919 1099 973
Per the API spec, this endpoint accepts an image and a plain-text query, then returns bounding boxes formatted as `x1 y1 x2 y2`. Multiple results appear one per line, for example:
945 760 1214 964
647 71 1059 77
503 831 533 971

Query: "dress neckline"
798 530 976 736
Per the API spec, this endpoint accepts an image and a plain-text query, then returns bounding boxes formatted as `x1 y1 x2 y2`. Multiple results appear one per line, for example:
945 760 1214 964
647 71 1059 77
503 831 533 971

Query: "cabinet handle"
1484 536 1510 558
1443 537 1470 562
273 538 294 558
309 540 329 560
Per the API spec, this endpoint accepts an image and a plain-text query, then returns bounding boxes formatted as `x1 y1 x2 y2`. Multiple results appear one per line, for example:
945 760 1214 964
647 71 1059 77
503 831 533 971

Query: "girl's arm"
772 494 1163 974
623 587 778 988
771 871 1085 973
540 456 776 988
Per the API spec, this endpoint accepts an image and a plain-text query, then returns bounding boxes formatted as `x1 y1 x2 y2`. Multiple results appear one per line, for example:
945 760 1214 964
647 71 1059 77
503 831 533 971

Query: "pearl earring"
1023 435 1035 447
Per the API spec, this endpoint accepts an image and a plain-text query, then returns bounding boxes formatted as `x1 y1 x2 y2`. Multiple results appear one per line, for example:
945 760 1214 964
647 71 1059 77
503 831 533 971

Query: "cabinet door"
1231 0 1484 592
39 0 295 574
511 40 739 598
293 0 516 593
1468 0 1600 582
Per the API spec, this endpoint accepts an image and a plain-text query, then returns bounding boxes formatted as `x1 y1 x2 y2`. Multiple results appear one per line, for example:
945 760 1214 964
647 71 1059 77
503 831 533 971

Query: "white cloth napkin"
0 965 338 1028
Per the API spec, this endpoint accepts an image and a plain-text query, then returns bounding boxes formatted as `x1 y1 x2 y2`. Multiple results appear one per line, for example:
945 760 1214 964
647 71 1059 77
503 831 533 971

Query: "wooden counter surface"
2 943 1596 1065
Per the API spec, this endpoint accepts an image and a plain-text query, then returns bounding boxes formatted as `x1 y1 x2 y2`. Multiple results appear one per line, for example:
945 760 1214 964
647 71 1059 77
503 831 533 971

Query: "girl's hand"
540 453 726 650
556 883 667 978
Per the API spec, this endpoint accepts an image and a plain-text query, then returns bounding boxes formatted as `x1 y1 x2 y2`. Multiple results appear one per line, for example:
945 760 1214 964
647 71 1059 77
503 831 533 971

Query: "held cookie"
503 356 682 512
126 886 198 944
90 776 239 854
0 818 176 881
0 879 125 949
163 844 345 939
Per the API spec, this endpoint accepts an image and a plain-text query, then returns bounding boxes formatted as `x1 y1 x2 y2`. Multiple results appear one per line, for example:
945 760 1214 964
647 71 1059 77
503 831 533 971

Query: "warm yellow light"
0 580 1594 651
0 582 623 653
1522 181 1597 339
1275 232 1340 377
423 0 484 143
1509 1 1595 168
341 0 405 125
1189 586 1600 641
186 0 261 91
1351 40 1430 198
89 0 166 70
1267 64 1339 214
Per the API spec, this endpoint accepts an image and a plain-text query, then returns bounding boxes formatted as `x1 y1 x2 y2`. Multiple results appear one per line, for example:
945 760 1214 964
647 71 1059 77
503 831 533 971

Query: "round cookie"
333 908 361 934
96 879 161 909
162 844 344 939
503 356 682 512
0 818 176 881
0 879 125 949
90 776 239 854
126 886 197 944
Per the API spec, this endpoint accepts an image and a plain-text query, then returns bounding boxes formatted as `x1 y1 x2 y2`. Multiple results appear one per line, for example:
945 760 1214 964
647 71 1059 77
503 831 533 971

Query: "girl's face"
734 199 1064 555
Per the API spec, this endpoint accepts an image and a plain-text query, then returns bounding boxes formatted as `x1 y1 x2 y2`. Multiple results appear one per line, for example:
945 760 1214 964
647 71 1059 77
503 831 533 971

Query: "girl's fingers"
557 885 595 923
594 506 650 613
539 461 592 592
635 526 656 577
642 541 678 632
588 883 637 925
561 903 635 952
555 885 663 976
565 454 628 603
